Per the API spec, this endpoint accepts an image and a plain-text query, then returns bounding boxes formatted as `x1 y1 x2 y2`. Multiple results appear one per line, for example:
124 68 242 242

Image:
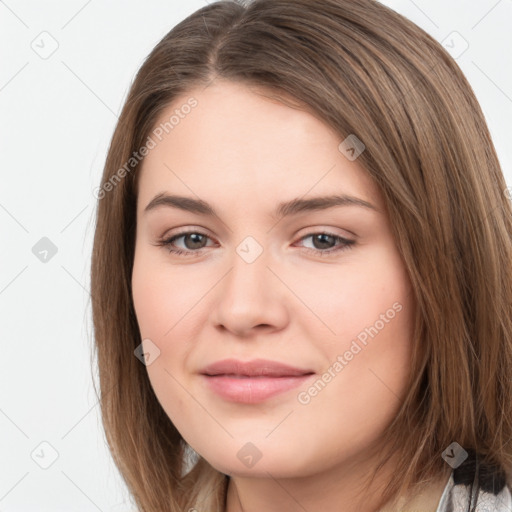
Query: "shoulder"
436 449 512 512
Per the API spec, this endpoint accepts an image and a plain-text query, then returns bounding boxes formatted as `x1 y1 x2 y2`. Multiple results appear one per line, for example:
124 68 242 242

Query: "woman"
90 0 512 510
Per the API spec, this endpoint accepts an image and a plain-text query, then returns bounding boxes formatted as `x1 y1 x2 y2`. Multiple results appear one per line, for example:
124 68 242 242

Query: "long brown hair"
90 0 512 510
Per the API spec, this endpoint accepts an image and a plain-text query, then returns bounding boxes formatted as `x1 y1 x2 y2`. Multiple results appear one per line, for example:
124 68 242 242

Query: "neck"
224 450 450 512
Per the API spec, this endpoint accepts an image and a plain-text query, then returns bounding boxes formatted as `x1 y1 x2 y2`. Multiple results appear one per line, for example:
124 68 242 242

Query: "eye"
294 232 355 256
155 230 214 257
154 230 356 258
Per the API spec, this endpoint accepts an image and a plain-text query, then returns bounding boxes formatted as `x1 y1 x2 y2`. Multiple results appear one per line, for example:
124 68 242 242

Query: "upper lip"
200 358 314 377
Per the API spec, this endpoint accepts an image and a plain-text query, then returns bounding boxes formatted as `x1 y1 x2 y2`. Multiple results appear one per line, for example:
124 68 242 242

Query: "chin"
199 442 314 479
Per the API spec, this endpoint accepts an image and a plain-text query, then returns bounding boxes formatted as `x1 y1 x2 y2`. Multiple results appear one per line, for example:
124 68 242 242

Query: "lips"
200 358 314 377
199 358 315 403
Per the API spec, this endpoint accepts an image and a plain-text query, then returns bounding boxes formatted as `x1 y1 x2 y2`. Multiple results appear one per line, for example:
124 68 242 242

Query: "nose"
211 243 289 337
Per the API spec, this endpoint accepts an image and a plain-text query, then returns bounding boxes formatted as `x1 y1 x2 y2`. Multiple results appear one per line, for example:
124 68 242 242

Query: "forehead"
136 80 383 215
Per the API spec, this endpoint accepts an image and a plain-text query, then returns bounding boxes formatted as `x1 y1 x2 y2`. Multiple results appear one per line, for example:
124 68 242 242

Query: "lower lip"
201 374 315 403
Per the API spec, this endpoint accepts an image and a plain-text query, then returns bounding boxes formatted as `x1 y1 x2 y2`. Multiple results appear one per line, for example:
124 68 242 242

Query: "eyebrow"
143 193 379 218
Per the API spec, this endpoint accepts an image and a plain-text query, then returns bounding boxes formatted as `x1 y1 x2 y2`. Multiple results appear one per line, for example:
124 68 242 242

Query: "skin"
131 80 447 511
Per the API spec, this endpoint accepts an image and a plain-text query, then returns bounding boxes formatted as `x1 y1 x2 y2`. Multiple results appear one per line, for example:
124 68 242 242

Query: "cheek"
287 243 413 349
294 244 415 421
131 246 200 340
131 275 193 443
328 247 414 387
131 248 203 422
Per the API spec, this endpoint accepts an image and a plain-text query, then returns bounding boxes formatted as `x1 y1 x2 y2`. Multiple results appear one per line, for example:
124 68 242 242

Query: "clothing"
435 450 512 512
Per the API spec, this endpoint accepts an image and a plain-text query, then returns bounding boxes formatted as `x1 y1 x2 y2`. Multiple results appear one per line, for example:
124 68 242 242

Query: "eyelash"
155 230 356 258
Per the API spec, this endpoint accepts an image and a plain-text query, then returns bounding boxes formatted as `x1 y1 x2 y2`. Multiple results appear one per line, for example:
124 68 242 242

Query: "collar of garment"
381 450 511 512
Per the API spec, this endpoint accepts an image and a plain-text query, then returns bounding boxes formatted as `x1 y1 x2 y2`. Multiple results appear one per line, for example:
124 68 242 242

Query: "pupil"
314 234 334 250
185 233 206 250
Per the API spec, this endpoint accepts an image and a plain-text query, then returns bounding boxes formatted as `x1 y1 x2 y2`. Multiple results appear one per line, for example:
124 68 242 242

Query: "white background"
1 1 511 510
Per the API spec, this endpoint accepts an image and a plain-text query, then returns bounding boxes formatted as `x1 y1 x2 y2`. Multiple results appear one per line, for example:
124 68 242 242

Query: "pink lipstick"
199 358 315 403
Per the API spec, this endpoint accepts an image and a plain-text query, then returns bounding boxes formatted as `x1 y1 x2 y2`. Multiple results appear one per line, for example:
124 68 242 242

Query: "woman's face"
131 80 415 478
